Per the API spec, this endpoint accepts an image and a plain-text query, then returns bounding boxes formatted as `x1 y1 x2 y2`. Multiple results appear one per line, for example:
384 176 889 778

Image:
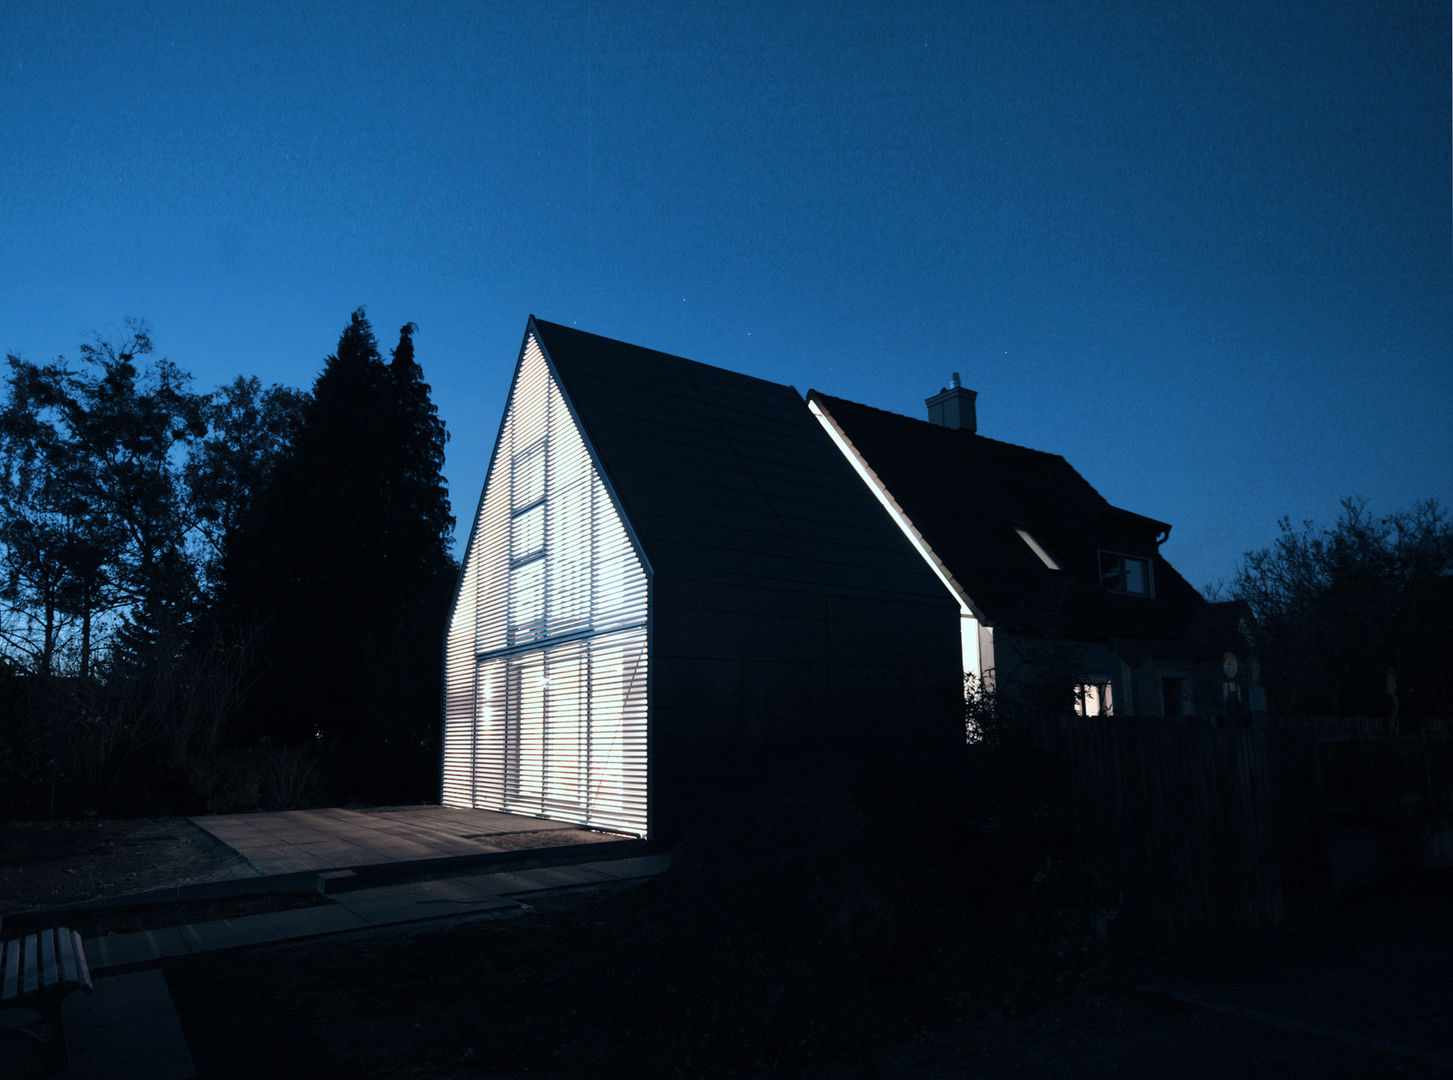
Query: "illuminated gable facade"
443 319 961 841
441 330 649 835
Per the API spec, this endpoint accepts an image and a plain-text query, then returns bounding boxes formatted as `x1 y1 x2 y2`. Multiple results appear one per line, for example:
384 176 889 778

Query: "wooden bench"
1 928 93 1075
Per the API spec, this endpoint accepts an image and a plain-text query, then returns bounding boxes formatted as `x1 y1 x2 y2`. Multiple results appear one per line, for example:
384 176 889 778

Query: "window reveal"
1099 550 1152 596
1074 680 1113 717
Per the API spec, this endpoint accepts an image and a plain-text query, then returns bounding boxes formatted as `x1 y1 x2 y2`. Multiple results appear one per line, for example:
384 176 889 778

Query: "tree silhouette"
1232 498 1453 720
185 375 307 596
219 310 454 800
0 322 207 677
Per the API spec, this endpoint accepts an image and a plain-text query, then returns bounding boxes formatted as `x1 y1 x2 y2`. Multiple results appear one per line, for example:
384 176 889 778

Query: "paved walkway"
82 852 668 973
54 806 666 1079
190 805 615 874
62 971 194 1080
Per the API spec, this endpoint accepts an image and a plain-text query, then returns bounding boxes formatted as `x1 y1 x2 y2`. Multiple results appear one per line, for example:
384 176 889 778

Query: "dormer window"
1099 550 1152 596
1015 527 1060 570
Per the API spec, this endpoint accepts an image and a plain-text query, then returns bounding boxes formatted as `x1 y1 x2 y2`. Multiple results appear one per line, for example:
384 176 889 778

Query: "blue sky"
3 0 1448 591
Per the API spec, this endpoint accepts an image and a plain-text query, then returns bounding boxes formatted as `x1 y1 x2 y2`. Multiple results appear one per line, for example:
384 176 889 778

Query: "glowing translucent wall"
442 335 649 835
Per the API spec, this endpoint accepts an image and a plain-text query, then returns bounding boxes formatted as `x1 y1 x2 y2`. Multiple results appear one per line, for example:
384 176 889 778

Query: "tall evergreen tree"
377 323 456 784
385 322 453 575
220 310 454 800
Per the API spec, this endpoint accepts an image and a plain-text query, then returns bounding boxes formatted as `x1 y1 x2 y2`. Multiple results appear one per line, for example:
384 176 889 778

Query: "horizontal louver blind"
440 543 478 807
440 333 650 836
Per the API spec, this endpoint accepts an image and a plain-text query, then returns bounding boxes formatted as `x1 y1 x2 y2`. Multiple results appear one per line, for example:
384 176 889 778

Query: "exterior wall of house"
441 335 650 836
650 577 958 752
648 574 960 836
990 631 1235 719
987 634 1126 716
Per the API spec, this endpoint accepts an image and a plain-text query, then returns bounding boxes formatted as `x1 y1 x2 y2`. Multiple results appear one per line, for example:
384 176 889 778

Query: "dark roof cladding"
808 390 1205 642
529 318 948 605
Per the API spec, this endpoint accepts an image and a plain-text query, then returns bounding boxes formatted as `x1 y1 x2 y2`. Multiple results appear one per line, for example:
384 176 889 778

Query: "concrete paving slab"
479 869 596 894
83 935 149 972
85 927 189 971
190 805 622 876
332 887 518 927
342 838 449 861
295 841 378 866
258 906 369 939
581 855 673 880
179 915 280 953
426 877 516 902
64 970 194 1080
511 864 615 888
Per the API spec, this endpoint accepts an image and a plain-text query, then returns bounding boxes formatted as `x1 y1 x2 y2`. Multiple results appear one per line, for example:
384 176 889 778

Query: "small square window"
511 504 545 565
512 441 546 511
509 558 546 643
1099 551 1152 596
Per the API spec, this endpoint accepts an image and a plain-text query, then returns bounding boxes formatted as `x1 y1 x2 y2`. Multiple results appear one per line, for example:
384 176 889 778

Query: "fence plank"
1036 717 1322 959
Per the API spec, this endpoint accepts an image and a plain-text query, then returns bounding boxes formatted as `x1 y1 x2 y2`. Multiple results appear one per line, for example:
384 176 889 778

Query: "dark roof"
809 391 1205 642
530 319 948 604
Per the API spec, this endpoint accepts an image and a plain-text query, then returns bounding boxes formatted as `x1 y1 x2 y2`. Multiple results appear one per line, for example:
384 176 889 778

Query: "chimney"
925 372 977 432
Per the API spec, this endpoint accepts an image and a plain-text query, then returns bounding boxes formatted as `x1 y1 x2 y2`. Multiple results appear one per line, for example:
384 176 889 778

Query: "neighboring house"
808 380 1217 719
441 319 961 839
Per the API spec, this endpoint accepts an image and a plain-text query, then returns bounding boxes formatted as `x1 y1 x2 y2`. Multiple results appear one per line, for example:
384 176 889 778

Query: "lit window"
508 440 548 639
1015 527 1060 570
512 441 545 510
1099 551 1152 596
1074 681 1112 717
511 504 545 565
509 558 545 643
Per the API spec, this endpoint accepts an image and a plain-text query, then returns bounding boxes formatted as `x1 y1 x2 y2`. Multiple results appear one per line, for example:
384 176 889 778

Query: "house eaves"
528 315 656 579
807 390 989 624
531 321 947 608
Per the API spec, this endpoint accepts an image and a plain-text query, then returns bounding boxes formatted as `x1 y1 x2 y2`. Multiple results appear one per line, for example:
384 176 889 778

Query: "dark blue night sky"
3 0 1448 590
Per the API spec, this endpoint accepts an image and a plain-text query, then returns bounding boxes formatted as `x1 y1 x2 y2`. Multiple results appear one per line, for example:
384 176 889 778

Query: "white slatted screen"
442 334 650 836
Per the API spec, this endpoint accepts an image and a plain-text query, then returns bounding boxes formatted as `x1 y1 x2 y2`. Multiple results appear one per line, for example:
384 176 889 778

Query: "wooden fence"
1029 714 1453 959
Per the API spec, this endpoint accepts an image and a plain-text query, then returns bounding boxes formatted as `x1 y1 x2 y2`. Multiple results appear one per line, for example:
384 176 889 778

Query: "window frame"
1074 680 1113 718
1098 549 1154 597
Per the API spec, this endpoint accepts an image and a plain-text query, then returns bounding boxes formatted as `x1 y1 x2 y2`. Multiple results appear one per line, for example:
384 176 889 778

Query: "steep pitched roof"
530 318 947 605
808 390 1204 643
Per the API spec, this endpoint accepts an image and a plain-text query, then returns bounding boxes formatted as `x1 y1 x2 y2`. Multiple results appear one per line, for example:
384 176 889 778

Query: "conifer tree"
220 310 454 800
385 322 453 575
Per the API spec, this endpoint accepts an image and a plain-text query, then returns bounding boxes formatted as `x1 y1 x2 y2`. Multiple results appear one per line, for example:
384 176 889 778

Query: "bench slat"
21 935 38 997
1 930 93 1005
55 929 77 986
68 931 92 994
2 939 18 1001
39 929 57 991
54 931 91 993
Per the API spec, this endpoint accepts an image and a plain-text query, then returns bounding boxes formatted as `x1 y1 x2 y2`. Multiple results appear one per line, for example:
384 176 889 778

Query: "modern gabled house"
441 319 961 838
808 380 1214 719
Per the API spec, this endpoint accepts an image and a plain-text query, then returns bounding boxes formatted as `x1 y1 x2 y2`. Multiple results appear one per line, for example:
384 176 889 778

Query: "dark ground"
0 817 257 914
4 754 1451 1078
154 867 1453 1080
